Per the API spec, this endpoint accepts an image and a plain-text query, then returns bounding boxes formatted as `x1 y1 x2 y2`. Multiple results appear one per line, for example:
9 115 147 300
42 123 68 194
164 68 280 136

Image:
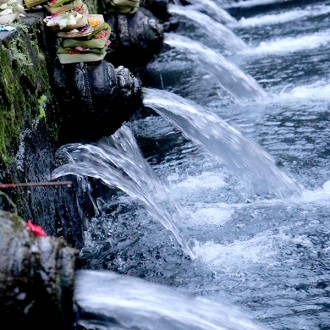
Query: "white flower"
0 8 13 15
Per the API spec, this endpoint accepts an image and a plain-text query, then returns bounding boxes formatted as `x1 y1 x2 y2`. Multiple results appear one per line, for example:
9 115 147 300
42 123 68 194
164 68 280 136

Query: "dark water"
55 1 330 329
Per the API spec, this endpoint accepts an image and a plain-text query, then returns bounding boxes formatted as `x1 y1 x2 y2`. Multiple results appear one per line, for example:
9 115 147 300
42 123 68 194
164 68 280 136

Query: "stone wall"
0 12 54 174
0 1 166 248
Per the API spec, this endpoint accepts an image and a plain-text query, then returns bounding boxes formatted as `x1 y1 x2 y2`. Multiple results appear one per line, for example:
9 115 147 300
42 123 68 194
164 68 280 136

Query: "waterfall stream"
142 87 301 199
235 4 330 27
164 33 266 102
168 4 244 51
52 126 195 259
185 0 237 24
52 1 330 329
75 270 266 330
221 0 285 9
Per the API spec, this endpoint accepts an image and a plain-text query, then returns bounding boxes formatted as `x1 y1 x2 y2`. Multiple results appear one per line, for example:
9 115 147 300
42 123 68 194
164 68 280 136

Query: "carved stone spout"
0 211 78 329
53 59 142 143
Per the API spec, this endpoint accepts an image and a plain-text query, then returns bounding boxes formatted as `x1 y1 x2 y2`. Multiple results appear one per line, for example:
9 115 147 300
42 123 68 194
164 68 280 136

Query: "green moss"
38 94 47 119
0 24 51 166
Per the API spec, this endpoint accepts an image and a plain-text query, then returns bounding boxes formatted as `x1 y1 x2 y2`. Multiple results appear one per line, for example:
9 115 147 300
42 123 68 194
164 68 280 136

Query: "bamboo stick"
0 181 73 188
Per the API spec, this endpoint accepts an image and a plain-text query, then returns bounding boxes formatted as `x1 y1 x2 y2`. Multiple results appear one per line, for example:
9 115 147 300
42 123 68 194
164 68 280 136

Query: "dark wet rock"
52 59 142 143
172 0 190 5
0 211 78 329
141 0 170 21
105 8 164 69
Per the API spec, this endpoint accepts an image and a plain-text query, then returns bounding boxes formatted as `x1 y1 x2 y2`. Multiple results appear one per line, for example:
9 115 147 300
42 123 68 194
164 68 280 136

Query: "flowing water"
221 0 292 9
186 0 237 24
75 269 265 330
52 127 195 259
168 4 245 51
164 33 266 102
53 1 330 329
142 87 301 199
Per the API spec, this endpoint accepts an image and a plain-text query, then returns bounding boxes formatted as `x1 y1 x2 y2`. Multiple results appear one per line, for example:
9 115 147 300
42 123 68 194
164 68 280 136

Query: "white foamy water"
242 30 330 55
193 229 314 272
189 204 234 226
227 180 330 209
237 5 330 27
186 180 330 229
278 82 330 100
292 181 330 205
198 181 330 213
222 0 286 9
193 230 279 269
168 171 227 192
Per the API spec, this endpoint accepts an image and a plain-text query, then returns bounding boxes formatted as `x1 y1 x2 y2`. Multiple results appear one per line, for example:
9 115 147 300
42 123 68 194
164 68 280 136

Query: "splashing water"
75 269 267 330
52 126 195 259
281 81 330 100
182 0 237 24
164 33 267 102
242 30 330 56
222 0 284 9
168 4 246 52
237 5 330 27
143 88 302 199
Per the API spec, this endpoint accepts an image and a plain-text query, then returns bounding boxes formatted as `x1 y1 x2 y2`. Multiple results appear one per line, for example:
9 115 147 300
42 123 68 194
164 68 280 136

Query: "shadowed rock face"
0 211 78 329
105 8 164 69
141 0 170 20
53 59 142 144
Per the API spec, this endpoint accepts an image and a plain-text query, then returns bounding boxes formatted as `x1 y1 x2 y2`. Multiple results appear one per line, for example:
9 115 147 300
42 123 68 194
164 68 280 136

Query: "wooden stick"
0 181 73 188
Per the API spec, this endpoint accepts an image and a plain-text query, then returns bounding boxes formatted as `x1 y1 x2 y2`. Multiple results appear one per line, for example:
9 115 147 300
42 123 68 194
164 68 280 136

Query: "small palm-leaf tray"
43 3 88 31
56 14 111 64
23 0 47 9
44 0 82 14
57 47 107 64
0 12 18 24
0 0 24 24
57 14 104 39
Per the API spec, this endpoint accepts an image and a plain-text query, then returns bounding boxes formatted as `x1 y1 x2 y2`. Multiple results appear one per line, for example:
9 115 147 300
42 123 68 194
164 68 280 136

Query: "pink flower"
27 219 47 237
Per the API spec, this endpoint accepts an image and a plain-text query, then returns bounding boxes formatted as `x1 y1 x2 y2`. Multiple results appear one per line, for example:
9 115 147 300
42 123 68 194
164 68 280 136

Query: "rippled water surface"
70 1 330 329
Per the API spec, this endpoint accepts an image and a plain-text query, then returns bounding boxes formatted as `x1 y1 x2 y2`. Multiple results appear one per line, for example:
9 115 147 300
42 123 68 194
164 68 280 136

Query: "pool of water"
76 1 330 329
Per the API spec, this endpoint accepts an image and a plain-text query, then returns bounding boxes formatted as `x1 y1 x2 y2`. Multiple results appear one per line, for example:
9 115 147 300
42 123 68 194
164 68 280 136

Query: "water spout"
164 33 267 102
75 269 267 330
182 0 237 25
168 4 246 53
52 126 195 259
143 88 302 199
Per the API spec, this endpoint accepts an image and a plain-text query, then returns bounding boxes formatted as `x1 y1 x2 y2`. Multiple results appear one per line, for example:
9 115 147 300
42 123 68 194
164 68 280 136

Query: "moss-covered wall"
0 14 53 170
0 13 66 225
0 13 95 249
0 3 159 249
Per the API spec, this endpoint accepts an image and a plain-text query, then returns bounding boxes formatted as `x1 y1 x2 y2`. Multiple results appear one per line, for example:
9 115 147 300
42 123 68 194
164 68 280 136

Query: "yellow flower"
88 17 99 27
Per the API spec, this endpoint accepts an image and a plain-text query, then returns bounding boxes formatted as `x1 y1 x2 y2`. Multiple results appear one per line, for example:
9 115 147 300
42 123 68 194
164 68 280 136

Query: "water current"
53 1 330 329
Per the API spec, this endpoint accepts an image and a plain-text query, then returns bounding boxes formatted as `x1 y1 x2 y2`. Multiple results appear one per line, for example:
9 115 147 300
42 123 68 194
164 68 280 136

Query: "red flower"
27 219 47 237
